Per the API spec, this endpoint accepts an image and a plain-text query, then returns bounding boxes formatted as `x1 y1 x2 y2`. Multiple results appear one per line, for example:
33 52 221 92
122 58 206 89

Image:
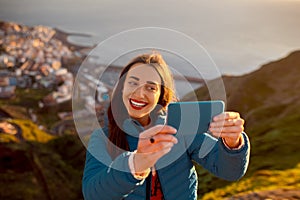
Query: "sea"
1 0 300 98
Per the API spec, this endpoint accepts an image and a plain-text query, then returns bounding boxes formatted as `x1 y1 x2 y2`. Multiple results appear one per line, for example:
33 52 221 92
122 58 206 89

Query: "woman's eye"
146 85 158 92
128 81 138 86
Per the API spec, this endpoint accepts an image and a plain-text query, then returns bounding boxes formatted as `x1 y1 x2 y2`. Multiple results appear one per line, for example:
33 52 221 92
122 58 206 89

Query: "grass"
0 88 51 109
0 93 85 200
201 163 300 200
0 119 54 143
0 171 44 200
0 134 85 200
15 119 53 142
0 88 73 129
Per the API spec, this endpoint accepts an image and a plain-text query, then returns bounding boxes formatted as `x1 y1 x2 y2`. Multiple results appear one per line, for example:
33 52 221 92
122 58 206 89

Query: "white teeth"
130 99 146 107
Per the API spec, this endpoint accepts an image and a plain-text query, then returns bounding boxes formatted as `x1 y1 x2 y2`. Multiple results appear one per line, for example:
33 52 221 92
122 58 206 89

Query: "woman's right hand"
133 125 178 173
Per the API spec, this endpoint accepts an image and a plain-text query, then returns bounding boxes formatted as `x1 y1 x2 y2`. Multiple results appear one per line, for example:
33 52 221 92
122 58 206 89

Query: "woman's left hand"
209 111 245 149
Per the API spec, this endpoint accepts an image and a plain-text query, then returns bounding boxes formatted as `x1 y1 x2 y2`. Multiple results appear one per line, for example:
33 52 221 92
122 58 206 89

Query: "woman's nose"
133 84 145 97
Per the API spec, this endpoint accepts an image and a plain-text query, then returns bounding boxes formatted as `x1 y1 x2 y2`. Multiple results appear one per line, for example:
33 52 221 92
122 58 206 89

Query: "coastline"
53 27 95 52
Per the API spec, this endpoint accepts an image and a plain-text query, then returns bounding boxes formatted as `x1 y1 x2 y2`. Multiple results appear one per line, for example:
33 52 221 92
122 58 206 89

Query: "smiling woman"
82 52 250 200
122 64 163 126
108 53 176 158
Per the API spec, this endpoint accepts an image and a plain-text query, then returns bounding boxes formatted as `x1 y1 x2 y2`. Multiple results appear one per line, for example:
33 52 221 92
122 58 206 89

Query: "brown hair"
107 52 175 159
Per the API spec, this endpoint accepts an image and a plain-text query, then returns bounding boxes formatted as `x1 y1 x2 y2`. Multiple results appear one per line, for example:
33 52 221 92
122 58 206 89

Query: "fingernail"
171 128 177 133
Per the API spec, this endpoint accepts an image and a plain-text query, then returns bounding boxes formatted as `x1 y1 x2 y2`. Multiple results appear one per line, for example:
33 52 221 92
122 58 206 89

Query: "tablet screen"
167 101 224 134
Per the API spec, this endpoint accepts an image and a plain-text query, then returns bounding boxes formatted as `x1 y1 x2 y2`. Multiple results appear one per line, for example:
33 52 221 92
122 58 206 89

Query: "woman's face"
122 63 162 126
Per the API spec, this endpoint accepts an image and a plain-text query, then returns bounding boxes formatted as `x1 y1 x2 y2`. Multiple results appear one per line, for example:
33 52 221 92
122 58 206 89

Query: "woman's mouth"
129 98 148 110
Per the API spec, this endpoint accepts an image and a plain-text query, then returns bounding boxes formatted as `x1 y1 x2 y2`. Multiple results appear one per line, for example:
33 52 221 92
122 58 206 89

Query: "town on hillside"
0 21 113 137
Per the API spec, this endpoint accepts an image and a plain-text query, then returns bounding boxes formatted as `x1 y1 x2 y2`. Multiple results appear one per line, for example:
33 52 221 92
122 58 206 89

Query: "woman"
82 52 250 200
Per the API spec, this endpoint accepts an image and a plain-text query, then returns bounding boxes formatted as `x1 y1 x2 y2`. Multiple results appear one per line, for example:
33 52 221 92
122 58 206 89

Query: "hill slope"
0 102 85 200
186 51 300 198
0 129 85 200
1 48 300 199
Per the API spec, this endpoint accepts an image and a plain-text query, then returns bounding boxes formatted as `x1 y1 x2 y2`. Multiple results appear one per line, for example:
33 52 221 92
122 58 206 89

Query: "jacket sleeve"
188 132 250 181
82 129 145 200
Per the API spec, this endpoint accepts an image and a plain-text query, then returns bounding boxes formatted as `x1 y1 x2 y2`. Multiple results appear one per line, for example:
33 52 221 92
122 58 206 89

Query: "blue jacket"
82 112 250 200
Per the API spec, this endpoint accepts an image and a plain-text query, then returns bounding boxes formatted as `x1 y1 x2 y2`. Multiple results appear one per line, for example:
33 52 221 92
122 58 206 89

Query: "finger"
213 112 240 121
140 125 177 139
209 130 236 138
138 141 175 154
138 146 173 165
210 118 244 128
152 146 173 158
209 125 244 134
218 132 242 141
138 133 178 148
148 133 178 144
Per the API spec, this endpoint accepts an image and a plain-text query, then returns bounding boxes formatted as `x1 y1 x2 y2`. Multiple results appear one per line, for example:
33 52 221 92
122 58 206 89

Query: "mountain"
185 51 300 199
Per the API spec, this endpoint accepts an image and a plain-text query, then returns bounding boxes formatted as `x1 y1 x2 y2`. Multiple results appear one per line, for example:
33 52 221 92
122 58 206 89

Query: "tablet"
166 101 224 134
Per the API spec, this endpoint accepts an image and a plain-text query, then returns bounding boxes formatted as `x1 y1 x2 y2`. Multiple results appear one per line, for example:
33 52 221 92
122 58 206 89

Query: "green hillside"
0 96 85 200
0 124 85 200
185 51 300 199
1 51 300 199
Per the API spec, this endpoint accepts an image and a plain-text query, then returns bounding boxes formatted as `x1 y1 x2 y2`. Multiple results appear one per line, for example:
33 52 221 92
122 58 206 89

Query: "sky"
0 0 300 76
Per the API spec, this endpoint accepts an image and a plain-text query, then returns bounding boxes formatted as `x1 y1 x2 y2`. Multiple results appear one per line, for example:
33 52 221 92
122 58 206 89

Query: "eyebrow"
128 76 159 85
129 76 139 81
146 81 158 86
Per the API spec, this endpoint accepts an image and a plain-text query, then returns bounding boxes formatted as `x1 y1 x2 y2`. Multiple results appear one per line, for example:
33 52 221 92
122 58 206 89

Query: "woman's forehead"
126 63 162 84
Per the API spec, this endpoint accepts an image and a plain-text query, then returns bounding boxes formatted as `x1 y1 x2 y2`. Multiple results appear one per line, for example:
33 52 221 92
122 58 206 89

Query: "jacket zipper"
146 171 152 200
